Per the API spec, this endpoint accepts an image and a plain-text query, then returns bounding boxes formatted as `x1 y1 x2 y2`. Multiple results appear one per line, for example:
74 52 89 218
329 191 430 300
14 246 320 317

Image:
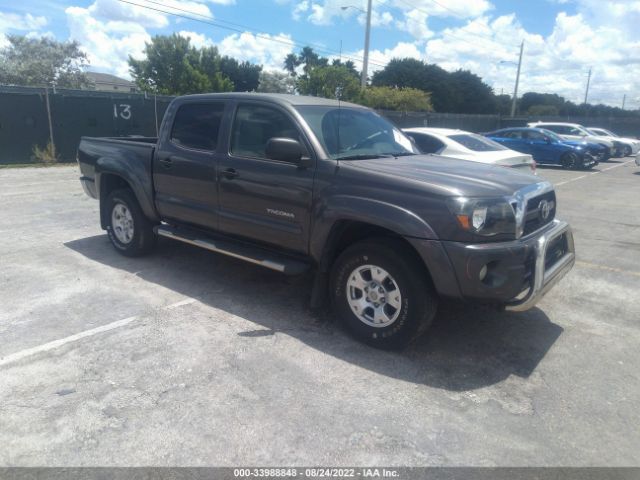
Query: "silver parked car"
586 128 640 157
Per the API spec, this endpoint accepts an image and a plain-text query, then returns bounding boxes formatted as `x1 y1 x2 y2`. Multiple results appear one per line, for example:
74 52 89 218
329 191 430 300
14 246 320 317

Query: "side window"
527 130 545 141
171 103 225 151
569 128 584 135
504 131 522 139
410 133 445 154
231 104 305 160
543 125 562 134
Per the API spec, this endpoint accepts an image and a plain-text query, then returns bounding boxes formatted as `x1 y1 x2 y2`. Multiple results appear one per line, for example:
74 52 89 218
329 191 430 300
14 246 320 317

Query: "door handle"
222 168 238 179
159 157 173 169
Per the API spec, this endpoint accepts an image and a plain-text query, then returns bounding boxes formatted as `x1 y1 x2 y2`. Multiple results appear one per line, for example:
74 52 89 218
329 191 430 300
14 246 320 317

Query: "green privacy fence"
1 85 639 165
0 86 173 164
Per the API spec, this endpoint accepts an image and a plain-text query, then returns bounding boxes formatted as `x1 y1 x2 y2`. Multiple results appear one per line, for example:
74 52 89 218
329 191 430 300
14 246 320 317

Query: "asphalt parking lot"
1 159 639 466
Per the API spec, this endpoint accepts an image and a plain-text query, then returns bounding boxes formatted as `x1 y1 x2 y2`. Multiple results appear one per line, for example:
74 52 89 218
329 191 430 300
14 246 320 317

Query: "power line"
118 0 390 69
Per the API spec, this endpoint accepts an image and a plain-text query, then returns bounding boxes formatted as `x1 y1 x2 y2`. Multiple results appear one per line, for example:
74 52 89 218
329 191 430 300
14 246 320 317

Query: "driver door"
216 102 315 254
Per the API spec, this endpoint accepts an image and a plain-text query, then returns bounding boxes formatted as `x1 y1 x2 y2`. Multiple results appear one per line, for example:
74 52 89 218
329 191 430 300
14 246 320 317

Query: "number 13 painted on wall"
113 104 132 120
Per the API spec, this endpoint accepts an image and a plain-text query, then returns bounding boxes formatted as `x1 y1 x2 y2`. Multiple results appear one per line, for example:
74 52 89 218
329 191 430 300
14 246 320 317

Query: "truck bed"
77 136 157 215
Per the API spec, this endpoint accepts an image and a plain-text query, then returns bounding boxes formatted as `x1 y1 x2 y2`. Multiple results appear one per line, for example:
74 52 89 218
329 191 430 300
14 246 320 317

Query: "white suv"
586 128 640 157
528 122 618 158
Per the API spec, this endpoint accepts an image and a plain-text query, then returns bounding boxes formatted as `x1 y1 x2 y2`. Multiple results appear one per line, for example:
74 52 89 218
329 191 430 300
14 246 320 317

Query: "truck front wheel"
330 238 438 350
105 189 156 257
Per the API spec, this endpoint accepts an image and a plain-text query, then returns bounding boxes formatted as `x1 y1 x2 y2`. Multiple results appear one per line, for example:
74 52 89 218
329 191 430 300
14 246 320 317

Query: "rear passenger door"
216 102 315 254
154 100 228 229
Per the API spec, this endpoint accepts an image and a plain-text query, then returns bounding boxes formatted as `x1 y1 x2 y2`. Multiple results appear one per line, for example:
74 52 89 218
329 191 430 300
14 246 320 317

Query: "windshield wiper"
381 152 416 157
335 154 393 160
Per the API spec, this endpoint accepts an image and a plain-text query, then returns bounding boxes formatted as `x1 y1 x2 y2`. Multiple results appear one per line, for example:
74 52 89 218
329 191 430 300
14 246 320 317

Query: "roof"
529 121 582 128
178 92 366 108
403 127 469 136
86 72 134 86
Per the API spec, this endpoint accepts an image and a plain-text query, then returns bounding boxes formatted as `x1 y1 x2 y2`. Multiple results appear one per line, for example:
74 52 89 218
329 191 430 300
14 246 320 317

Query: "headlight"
447 197 516 237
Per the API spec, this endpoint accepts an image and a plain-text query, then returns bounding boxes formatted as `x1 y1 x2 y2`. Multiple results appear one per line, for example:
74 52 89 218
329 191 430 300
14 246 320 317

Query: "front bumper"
504 220 575 311
441 220 575 311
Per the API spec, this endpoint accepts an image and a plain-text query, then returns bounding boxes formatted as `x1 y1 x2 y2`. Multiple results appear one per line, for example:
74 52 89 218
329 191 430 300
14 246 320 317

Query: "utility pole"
584 67 592 104
510 40 524 117
361 0 373 89
622 94 626 110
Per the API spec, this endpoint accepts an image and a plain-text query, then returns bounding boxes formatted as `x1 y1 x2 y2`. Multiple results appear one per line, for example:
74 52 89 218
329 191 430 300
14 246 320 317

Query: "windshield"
448 134 507 152
590 128 617 137
539 129 564 142
575 126 594 136
295 106 417 159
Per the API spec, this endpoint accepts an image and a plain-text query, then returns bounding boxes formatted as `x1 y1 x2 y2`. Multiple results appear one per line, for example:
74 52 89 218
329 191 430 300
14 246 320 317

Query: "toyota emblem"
538 200 553 221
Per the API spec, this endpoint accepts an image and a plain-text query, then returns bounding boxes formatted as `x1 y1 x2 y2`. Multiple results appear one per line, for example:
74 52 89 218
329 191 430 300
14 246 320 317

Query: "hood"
560 134 613 147
562 139 604 150
587 135 614 147
446 149 534 167
345 154 542 198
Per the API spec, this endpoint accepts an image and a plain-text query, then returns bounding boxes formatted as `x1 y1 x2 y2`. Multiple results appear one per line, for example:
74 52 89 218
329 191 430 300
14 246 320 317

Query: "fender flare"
310 195 439 265
95 156 159 228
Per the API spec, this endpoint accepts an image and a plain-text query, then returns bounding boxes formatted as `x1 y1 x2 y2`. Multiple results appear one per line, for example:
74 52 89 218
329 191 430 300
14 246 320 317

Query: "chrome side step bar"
154 225 310 276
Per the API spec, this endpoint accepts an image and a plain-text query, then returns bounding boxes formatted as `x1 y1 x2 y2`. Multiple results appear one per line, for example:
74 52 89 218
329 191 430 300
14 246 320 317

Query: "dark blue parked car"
485 128 604 170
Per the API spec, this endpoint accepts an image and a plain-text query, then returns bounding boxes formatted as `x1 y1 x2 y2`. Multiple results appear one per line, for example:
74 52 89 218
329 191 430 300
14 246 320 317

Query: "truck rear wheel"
106 189 156 257
330 238 438 350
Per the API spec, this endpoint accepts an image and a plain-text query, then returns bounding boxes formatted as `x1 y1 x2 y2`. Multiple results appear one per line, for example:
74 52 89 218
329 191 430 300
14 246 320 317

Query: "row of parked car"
403 122 640 172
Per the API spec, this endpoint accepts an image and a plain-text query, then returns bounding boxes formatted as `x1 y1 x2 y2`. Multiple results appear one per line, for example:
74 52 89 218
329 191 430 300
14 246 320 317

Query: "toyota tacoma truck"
77 93 575 349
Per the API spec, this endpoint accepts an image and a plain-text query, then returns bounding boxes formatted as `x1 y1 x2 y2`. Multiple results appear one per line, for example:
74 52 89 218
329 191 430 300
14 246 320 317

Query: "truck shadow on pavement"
65 235 563 392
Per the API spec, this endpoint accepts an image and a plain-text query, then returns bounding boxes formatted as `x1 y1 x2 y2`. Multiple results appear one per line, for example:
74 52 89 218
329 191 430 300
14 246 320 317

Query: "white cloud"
218 31 295 70
0 12 48 48
65 4 151 79
178 30 213 49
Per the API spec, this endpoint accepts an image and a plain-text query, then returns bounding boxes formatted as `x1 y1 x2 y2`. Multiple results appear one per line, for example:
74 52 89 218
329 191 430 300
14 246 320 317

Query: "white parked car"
528 122 619 158
585 127 640 157
402 127 536 174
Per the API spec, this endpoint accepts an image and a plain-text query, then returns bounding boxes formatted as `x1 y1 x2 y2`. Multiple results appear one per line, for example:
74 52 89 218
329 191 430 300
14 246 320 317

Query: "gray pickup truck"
77 93 575 349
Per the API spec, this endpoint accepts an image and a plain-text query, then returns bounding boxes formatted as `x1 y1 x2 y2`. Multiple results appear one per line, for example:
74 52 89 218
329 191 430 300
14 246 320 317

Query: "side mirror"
265 137 310 166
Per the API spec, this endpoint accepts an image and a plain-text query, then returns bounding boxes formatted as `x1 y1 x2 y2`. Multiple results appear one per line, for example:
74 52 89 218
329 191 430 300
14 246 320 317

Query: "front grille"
523 191 556 236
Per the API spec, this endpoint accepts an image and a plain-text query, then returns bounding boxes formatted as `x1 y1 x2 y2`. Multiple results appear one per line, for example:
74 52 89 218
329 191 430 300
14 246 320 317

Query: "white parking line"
0 298 197 368
555 159 635 186
576 260 640 278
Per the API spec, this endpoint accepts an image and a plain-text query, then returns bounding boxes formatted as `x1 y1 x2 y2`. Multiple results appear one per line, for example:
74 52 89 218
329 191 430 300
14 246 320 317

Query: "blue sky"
0 0 637 107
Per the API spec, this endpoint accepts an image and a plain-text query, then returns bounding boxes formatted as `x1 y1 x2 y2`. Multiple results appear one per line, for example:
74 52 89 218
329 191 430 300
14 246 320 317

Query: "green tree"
361 86 432 112
372 58 454 111
284 46 330 79
0 35 90 88
297 65 361 102
220 56 262 92
129 34 234 95
257 70 296 94
372 58 497 113
496 94 513 115
520 92 565 114
448 69 497 114
528 104 560 116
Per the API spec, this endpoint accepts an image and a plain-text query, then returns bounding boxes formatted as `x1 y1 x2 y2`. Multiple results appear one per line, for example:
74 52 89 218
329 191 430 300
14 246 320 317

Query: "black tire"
622 145 632 157
330 238 438 350
561 152 579 170
105 189 156 257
